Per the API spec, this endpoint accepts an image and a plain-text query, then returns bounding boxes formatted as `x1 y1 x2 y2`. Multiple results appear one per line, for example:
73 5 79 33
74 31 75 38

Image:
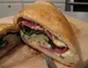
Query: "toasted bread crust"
0 23 19 36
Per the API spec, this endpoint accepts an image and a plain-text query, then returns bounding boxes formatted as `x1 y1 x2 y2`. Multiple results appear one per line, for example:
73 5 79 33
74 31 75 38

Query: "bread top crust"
14 2 78 52
0 23 19 36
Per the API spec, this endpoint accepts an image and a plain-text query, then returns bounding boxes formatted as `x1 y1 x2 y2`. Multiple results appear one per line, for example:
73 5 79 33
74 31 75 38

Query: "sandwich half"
13 1 81 67
0 22 20 58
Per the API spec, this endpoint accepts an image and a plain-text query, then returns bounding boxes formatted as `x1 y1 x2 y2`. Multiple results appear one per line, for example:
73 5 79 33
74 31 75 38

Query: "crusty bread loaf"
14 1 78 50
13 1 81 67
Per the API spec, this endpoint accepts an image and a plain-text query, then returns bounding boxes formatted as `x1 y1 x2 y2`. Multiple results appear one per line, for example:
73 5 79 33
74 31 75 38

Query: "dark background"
74 0 88 11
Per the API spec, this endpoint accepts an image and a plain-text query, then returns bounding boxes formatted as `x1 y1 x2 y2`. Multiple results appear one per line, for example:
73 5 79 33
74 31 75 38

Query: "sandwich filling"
19 17 69 54
0 32 20 48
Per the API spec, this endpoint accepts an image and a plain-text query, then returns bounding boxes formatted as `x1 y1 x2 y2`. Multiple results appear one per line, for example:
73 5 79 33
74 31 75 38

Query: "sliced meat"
18 17 69 54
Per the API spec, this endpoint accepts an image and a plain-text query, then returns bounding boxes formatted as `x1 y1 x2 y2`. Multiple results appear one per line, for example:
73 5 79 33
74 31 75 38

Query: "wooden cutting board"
0 15 88 67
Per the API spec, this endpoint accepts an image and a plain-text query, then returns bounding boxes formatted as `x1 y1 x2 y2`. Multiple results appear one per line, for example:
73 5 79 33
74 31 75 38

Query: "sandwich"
0 21 20 58
0 1 81 67
13 1 81 67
